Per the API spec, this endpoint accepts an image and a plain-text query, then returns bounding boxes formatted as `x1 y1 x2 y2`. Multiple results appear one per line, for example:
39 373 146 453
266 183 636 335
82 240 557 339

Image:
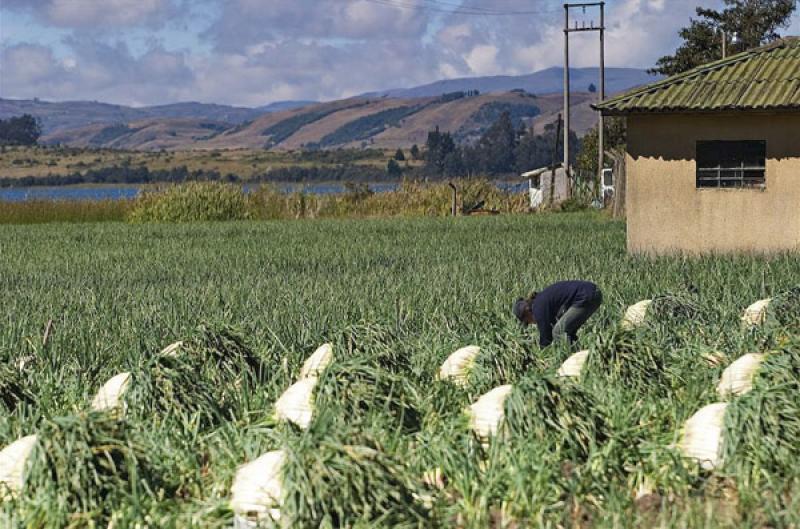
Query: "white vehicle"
601 168 614 199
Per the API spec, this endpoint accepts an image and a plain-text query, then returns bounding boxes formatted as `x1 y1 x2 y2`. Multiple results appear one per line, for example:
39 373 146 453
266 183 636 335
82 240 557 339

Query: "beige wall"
626 112 800 255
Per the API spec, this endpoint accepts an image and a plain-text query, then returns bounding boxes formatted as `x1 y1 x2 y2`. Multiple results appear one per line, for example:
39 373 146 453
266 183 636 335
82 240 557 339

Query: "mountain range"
0 67 656 151
363 67 655 98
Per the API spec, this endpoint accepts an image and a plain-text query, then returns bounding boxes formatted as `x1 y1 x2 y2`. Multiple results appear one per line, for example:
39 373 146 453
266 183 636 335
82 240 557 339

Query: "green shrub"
128 182 249 222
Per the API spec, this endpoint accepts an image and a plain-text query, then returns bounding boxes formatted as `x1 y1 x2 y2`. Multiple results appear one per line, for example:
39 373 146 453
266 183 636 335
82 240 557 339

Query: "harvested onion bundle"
90 372 132 414
557 350 590 379
438 346 481 387
716 353 765 398
621 300 652 330
313 357 422 433
503 376 608 460
587 329 670 395
127 324 262 426
0 434 38 500
231 449 286 527
466 384 513 441
723 348 800 475
9 414 165 526
678 402 728 470
280 434 428 528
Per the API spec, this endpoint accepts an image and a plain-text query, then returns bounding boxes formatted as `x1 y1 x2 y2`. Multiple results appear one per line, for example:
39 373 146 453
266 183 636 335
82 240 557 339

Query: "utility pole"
563 2 606 200
722 29 727 59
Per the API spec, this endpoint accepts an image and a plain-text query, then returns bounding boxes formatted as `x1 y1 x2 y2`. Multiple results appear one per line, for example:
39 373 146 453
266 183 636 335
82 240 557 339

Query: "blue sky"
1 1 798 107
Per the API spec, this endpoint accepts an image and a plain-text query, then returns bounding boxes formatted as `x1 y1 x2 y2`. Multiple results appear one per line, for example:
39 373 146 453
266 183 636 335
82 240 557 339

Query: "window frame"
695 140 766 190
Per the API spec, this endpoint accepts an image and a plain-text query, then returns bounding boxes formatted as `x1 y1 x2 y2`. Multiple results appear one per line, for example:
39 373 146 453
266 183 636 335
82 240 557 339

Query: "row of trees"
420 112 579 178
0 115 41 146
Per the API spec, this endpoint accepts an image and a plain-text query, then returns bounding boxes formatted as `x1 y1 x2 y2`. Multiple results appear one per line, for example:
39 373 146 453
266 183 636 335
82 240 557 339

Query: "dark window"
696 140 766 188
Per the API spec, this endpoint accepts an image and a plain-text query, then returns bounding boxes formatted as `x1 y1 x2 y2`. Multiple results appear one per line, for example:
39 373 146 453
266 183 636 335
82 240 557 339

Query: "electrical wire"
360 0 562 16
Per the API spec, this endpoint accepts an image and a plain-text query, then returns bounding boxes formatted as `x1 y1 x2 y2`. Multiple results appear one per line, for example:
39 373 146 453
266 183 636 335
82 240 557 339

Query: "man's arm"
537 320 553 348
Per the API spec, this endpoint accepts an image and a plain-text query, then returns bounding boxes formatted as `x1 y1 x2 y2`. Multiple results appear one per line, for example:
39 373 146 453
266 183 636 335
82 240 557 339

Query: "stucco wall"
626 112 800 255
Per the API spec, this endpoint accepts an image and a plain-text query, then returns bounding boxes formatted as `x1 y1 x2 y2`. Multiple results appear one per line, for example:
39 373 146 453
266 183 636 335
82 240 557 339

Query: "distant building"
595 37 800 255
521 165 570 208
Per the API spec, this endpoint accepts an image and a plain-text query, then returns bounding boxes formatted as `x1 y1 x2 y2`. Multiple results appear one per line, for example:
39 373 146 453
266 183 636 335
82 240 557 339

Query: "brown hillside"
41 91 605 151
202 98 370 150
277 97 426 150
42 118 231 150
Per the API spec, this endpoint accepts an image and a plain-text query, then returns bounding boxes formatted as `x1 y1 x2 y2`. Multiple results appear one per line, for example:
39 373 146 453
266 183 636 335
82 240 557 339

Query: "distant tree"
443 150 465 177
575 117 627 176
410 144 421 160
425 127 457 176
475 111 516 175
394 148 405 161
588 83 597 93
0 115 41 146
387 158 403 178
515 121 580 173
651 0 796 76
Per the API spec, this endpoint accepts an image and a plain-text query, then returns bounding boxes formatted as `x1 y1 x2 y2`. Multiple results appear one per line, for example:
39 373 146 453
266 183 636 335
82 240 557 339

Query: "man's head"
513 296 536 326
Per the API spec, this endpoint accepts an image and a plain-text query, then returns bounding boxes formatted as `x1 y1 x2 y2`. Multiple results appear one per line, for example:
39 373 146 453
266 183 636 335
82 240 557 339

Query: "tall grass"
1 214 799 527
127 180 531 222
0 199 129 224
1 180 531 224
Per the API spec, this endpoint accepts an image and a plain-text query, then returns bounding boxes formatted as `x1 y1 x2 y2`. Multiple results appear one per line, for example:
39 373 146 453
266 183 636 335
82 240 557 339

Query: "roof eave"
596 106 800 116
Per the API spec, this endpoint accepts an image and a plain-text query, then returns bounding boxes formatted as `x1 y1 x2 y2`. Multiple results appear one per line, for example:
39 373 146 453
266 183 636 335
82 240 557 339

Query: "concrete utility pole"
563 2 606 199
722 30 727 58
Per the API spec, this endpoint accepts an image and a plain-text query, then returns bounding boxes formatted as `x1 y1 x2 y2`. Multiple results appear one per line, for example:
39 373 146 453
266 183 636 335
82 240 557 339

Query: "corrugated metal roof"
595 37 800 114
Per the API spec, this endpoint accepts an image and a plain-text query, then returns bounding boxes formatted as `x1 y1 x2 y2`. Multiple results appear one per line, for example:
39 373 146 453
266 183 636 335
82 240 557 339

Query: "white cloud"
465 44 499 75
2 0 798 106
3 0 175 28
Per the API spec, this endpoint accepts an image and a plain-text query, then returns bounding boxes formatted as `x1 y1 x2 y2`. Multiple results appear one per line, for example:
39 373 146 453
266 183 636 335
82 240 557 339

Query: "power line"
360 0 561 16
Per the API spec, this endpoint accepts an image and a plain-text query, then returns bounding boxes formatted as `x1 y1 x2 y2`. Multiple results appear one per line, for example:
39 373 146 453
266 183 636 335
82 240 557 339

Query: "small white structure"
521 165 570 208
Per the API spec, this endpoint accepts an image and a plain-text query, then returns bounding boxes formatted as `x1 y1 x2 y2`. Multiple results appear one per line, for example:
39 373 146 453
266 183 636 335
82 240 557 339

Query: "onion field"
1 213 799 528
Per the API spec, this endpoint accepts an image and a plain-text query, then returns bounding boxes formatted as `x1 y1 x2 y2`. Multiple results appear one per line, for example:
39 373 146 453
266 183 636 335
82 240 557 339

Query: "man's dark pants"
552 289 603 345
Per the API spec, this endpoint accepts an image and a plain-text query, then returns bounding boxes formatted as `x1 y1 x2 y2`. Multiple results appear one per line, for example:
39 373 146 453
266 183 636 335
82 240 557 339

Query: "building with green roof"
595 37 800 254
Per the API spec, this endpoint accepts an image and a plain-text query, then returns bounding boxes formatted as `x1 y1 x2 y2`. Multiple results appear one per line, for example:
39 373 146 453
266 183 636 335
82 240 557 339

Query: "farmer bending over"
513 280 602 347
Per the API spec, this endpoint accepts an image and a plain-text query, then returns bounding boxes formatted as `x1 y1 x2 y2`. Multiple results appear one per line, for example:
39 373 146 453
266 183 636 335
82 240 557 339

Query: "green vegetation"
1 214 799 526
0 179 527 224
458 100 540 141
0 199 130 224
0 146 396 183
0 115 42 146
424 112 581 177
128 182 251 222
651 0 796 75
125 180 527 223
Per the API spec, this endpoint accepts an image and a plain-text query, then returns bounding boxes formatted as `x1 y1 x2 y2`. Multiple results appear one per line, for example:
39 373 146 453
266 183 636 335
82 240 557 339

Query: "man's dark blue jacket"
531 280 598 347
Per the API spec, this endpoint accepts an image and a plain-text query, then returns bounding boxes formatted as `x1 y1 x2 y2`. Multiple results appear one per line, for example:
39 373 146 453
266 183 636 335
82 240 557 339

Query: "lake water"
0 181 528 202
